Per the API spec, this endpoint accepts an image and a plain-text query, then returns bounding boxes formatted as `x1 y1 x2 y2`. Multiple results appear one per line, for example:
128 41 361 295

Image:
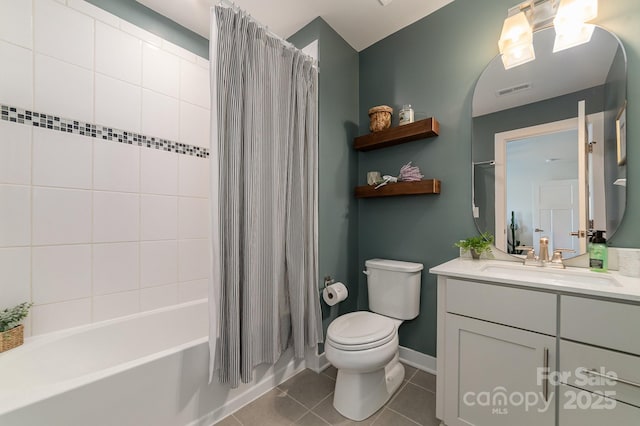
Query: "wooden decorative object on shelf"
355 179 441 198
354 117 439 151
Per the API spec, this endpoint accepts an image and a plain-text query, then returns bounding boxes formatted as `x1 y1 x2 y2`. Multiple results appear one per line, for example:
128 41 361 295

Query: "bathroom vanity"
430 258 640 426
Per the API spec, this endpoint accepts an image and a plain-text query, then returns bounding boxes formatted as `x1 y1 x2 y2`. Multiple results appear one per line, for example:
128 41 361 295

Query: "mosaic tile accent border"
1 104 209 158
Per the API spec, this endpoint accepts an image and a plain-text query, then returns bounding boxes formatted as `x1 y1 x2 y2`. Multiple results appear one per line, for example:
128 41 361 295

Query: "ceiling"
136 0 455 52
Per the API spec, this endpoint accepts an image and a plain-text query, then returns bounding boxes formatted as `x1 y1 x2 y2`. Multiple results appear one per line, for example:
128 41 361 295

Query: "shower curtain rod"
215 0 318 66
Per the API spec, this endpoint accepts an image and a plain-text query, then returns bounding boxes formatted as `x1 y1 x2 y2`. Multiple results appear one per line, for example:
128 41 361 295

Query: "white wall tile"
141 195 178 241
35 54 93 123
32 244 91 304
0 121 31 185
142 43 179 98
140 148 178 195
0 185 31 247
180 101 210 148
0 0 33 48
0 247 31 307
93 141 140 193
93 242 139 295
180 59 210 109
141 284 177 311
140 240 177 288
179 197 210 239
31 298 91 335
33 128 92 189
120 20 161 47
95 74 142 132
34 0 94 69
141 89 180 141
93 191 140 243
0 41 33 109
32 187 91 245
178 239 210 282
67 0 120 27
178 279 208 302
179 155 209 197
93 290 139 322
95 22 141 84
162 40 197 63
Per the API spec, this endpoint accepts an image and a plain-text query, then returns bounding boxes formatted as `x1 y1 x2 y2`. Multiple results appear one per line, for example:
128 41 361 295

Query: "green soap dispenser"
589 230 608 272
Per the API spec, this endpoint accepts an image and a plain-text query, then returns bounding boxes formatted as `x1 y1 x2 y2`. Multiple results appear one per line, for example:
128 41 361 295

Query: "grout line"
384 407 422 425
293 408 312 424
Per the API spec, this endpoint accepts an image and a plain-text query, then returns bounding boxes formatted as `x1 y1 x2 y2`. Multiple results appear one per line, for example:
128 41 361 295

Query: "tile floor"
215 364 439 426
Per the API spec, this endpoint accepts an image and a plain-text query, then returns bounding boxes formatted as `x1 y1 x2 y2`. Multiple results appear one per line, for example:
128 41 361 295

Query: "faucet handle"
550 248 576 267
516 246 536 260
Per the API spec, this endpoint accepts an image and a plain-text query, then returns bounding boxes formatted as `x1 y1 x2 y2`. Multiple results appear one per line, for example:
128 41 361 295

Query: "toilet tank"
364 259 423 320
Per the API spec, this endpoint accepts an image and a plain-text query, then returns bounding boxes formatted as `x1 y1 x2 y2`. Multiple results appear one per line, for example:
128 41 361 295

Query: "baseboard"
190 356 306 426
398 346 437 375
305 347 330 374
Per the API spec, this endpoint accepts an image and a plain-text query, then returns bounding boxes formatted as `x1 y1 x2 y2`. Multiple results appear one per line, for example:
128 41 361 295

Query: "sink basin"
480 264 620 287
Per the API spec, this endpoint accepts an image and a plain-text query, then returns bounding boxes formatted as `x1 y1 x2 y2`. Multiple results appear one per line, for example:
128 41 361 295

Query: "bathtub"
0 299 305 426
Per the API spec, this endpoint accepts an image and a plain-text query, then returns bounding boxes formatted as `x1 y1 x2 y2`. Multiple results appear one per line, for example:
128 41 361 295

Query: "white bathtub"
0 299 305 426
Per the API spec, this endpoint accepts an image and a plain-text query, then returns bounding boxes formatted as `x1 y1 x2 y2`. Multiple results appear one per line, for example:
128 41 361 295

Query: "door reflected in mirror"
472 26 627 257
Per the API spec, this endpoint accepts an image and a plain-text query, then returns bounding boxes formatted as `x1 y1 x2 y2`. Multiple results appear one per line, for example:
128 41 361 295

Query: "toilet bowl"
325 311 404 421
324 259 423 421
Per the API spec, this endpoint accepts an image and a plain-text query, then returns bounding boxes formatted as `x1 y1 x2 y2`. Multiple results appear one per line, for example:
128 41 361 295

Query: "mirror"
472 26 627 257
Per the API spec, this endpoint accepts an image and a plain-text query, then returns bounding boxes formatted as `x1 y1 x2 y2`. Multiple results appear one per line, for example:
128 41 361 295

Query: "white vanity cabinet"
558 296 640 424
439 278 557 426
434 267 640 426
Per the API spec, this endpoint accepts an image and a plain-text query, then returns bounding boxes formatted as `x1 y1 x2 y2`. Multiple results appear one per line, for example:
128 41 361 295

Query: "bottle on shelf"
399 104 414 126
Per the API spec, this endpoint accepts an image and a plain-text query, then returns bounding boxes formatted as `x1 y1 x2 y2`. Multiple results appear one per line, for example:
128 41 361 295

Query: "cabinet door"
444 314 556 426
559 384 640 425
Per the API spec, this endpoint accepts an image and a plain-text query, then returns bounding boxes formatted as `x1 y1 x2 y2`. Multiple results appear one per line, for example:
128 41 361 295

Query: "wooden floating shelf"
355 179 441 198
354 117 439 151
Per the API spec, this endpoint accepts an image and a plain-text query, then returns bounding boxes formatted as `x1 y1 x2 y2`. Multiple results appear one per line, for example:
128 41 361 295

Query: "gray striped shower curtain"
209 5 322 387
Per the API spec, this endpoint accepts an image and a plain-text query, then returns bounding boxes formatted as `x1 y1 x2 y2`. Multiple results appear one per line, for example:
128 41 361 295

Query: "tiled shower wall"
0 0 211 336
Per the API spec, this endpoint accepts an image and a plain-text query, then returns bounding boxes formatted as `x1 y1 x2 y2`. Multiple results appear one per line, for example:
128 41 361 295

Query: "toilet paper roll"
323 282 348 306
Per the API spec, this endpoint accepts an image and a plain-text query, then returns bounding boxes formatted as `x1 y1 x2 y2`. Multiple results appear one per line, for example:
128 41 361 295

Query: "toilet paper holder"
323 276 335 289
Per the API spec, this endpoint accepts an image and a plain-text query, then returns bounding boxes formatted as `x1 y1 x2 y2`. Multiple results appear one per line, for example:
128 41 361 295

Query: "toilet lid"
327 312 396 351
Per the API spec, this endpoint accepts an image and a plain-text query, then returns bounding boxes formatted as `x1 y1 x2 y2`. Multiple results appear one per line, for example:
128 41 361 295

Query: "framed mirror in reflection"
472 26 627 259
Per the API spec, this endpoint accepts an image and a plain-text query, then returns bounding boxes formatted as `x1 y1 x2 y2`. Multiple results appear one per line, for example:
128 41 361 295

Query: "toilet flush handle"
362 269 370 275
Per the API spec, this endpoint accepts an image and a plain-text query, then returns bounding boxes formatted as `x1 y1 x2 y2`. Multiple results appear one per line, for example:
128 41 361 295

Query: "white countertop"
429 257 640 303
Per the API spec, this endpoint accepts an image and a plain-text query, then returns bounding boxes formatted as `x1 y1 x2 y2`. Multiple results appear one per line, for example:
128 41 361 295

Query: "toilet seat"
326 312 396 351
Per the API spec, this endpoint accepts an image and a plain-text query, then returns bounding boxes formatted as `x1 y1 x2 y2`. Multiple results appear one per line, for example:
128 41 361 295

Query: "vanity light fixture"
498 0 598 68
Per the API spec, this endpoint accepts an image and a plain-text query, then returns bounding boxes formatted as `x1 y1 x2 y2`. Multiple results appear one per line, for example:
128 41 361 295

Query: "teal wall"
358 0 640 357
86 0 208 58
289 19 360 336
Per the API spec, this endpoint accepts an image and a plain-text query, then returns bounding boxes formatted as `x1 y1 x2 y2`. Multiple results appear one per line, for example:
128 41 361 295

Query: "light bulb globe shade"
501 42 535 70
554 0 598 30
553 23 595 52
498 11 533 54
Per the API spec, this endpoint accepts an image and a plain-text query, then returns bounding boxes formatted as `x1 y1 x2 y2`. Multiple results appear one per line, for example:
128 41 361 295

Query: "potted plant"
0 302 32 353
455 232 494 260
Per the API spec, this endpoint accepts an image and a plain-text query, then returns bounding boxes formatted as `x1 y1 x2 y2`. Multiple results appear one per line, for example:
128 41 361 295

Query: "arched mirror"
472 26 627 258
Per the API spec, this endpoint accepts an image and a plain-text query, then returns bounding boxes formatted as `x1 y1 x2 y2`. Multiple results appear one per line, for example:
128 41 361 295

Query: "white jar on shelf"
399 104 414 125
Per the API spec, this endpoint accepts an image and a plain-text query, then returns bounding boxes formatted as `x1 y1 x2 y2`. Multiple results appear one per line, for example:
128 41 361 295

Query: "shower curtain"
209 5 322 387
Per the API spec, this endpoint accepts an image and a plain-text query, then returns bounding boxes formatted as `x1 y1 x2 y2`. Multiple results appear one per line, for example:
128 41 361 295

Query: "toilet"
325 258 423 421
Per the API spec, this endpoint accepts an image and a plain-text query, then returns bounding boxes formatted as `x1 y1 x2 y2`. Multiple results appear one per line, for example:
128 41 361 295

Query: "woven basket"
368 105 393 132
0 324 24 353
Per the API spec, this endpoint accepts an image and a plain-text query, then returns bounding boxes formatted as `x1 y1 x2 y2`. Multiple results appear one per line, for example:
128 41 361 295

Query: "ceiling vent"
496 82 533 97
